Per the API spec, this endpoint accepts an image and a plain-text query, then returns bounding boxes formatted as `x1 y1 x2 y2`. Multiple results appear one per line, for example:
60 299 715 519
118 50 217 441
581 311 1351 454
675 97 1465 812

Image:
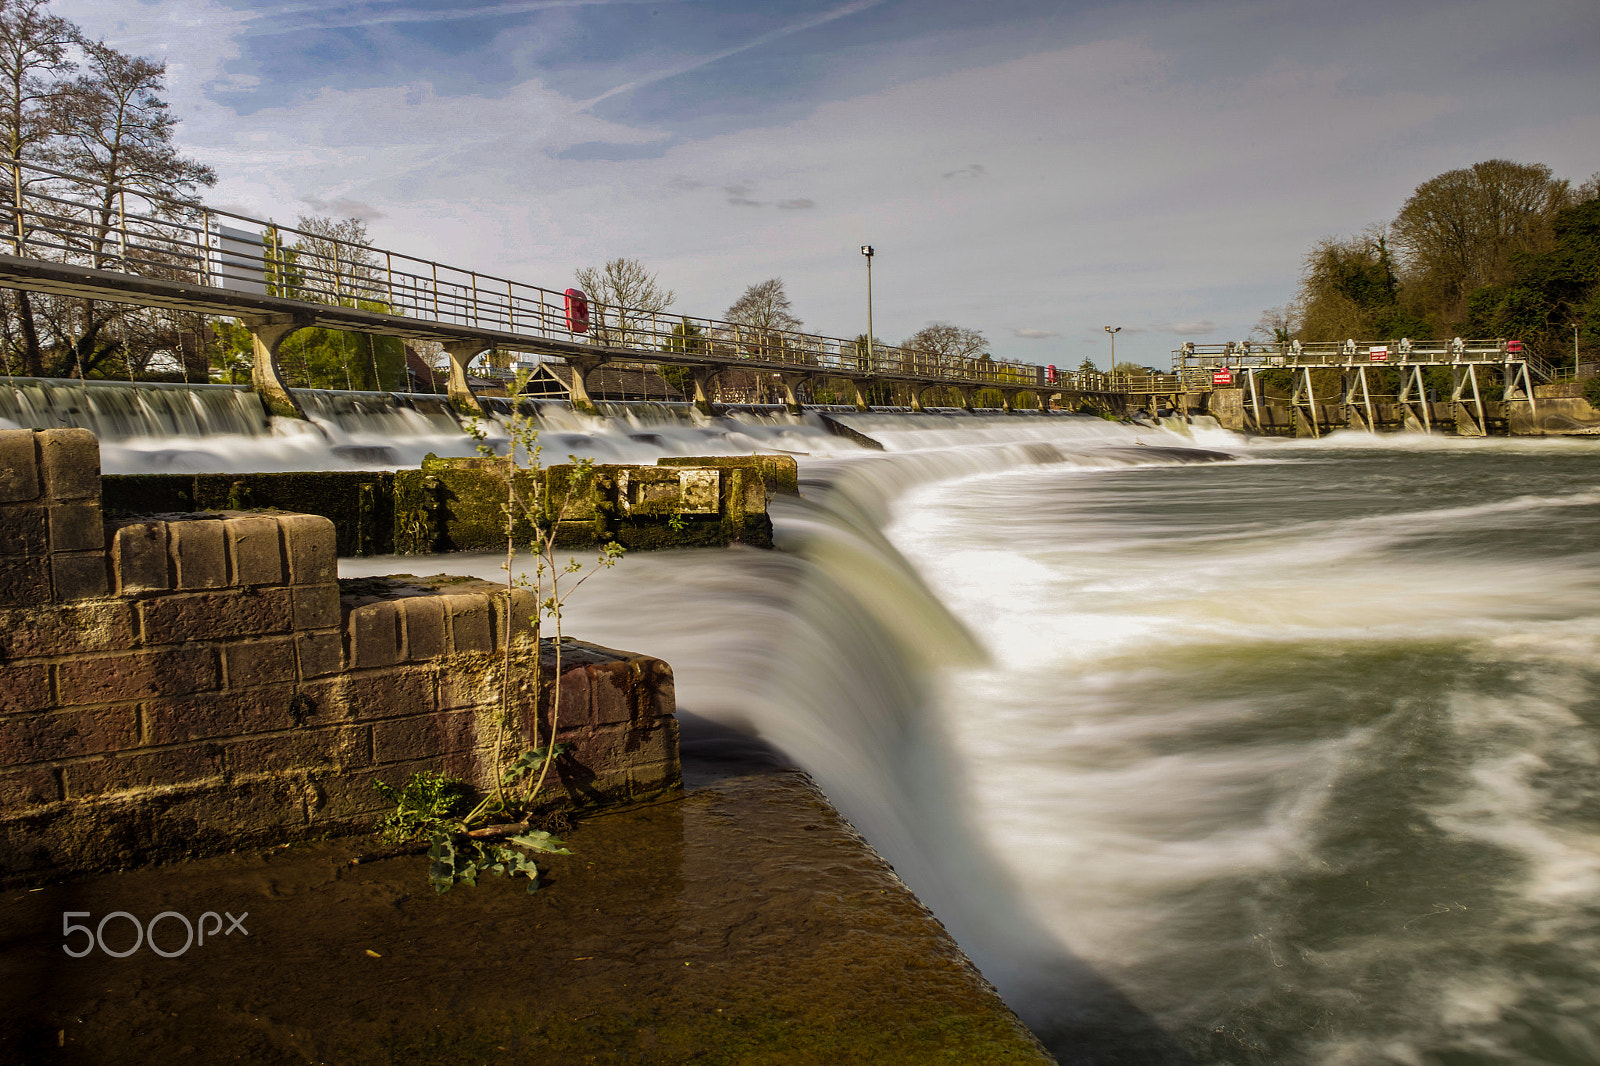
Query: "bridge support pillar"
690 368 719 417
779 373 811 415
564 355 607 415
909 386 925 413
958 386 977 412
441 340 491 418
852 379 872 412
1001 390 1018 413
240 315 307 420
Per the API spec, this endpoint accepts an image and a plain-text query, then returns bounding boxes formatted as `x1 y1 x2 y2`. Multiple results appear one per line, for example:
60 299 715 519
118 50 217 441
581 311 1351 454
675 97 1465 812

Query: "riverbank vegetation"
1260 161 1600 371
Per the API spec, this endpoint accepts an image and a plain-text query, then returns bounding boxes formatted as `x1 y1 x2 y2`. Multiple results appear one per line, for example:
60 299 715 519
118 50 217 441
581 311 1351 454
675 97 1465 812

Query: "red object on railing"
1369 346 1389 361
1212 369 1233 385
1046 364 1057 382
564 288 590 334
1506 339 1523 353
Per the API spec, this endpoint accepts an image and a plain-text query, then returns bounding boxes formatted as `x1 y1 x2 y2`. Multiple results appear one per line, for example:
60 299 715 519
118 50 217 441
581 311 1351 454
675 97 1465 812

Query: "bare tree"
901 322 988 362
0 0 76 373
59 39 214 269
1391 160 1572 315
292 214 380 306
725 277 800 333
1249 304 1300 346
573 256 674 346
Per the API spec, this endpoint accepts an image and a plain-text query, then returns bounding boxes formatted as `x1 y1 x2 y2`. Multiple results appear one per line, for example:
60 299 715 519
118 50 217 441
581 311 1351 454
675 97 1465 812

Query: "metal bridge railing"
0 156 1100 395
1170 339 1548 383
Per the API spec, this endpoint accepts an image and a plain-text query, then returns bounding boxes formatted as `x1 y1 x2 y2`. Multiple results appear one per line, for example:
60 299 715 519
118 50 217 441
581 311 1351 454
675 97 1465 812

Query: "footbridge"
0 158 1114 418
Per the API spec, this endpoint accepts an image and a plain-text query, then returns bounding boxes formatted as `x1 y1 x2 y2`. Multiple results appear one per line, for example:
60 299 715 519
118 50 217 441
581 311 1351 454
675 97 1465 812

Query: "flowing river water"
9 383 1600 1064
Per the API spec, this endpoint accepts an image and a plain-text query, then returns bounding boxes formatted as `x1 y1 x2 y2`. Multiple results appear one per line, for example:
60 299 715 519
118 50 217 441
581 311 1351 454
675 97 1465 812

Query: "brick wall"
0 429 679 883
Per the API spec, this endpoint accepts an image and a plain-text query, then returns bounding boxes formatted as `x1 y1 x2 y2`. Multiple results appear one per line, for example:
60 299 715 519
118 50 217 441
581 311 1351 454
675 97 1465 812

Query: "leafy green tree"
213 318 404 391
1295 230 1432 341
657 317 704 395
1466 198 1600 367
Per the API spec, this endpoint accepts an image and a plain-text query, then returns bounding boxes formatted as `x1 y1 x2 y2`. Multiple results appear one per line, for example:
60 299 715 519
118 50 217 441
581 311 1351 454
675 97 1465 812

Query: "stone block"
371 708 481 764
442 592 495 652
0 602 135 659
223 636 298 689
108 521 171 594
138 587 294 644
55 646 219 707
229 724 370 776
64 744 226 797
0 663 50 716
0 765 59 807
304 771 390 824
0 705 139 764
296 629 344 679
280 514 337 585
0 429 39 503
169 518 228 589
438 654 499 710
143 684 301 745
292 584 340 630
292 677 350 723
504 587 537 648
51 551 109 602
36 428 99 501
0 504 47 554
0 556 51 607
225 515 286 586
346 598 403 669
47 500 103 552
344 666 436 721
399 596 446 661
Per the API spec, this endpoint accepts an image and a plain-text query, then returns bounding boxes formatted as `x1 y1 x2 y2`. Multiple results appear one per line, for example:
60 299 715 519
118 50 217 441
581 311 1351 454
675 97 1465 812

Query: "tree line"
1259 160 1600 371
575 255 1001 406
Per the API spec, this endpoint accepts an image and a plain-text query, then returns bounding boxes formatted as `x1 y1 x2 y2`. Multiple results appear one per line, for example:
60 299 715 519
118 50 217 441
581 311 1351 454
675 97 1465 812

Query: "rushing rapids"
11 379 1599 1064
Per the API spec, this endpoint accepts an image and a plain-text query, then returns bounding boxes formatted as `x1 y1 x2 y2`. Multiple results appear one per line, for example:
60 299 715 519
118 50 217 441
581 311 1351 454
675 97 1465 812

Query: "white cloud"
1150 320 1220 337
44 0 1600 367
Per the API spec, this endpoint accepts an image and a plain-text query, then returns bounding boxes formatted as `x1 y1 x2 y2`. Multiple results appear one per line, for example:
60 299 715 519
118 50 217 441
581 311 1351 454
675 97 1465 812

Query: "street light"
1104 325 1121 371
861 245 875 371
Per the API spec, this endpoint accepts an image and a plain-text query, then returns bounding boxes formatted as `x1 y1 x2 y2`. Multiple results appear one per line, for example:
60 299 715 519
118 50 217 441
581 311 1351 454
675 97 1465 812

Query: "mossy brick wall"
413 453 796 553
0 429 679 884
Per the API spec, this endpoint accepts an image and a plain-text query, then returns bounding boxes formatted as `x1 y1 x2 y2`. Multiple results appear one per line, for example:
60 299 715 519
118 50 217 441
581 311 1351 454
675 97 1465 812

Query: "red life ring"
565 288 590 334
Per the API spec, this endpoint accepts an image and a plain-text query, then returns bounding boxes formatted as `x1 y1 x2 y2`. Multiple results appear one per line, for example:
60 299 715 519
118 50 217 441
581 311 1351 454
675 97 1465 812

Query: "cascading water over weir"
9 380 1600 1064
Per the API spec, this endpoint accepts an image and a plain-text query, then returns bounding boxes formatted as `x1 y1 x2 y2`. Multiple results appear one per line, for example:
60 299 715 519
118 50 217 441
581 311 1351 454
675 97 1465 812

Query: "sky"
48 0 1600 368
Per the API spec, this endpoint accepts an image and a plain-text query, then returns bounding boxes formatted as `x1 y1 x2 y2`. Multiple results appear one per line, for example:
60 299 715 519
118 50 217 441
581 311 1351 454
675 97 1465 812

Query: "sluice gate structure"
1120 338 1559 437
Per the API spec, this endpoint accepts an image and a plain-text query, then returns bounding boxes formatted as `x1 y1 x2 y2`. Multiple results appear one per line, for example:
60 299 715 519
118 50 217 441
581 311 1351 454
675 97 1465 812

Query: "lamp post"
1104 325 1121 374
860 245 875 373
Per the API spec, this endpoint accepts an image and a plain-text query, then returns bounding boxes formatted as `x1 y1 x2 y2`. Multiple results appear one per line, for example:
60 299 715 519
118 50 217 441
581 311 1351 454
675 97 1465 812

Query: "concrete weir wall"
0 429 679 883
100 453 797 556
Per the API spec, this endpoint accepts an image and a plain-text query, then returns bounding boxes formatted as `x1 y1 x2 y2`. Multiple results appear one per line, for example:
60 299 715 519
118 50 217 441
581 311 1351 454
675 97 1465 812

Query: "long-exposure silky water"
21 377 1595 1064
351 411 1600 1065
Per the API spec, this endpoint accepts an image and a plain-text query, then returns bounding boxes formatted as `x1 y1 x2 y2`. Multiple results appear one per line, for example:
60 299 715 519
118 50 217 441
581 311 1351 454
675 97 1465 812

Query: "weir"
0 419 1067 1063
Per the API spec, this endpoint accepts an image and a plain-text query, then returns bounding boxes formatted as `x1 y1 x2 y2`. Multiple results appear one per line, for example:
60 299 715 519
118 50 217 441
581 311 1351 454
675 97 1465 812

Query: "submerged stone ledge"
0 751 1056 1064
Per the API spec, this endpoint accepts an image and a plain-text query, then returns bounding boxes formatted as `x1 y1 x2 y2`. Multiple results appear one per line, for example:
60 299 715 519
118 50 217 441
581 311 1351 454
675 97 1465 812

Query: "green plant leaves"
506 831 573 855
